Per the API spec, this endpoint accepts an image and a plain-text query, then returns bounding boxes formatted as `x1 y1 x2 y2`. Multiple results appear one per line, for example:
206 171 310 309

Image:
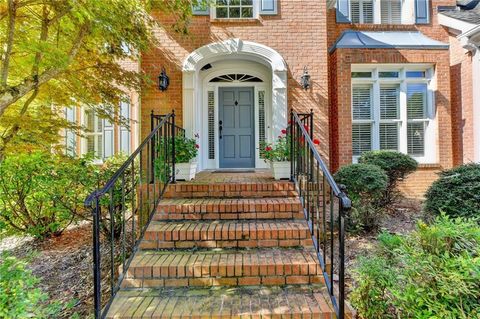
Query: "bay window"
351 66 436 163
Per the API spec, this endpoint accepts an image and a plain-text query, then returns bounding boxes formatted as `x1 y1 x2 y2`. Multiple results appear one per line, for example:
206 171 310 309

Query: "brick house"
73 0 479 197
439 0 480 165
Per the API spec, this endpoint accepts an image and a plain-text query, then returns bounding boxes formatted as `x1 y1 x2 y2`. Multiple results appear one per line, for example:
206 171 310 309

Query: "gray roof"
442 1 480 24
329 31 449 53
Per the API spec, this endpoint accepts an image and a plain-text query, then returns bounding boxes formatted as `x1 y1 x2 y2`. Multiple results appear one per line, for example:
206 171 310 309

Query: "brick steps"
122 248 323 288
140 220 313 249
163 181 297 199
106 286 335 319
154 197 304 221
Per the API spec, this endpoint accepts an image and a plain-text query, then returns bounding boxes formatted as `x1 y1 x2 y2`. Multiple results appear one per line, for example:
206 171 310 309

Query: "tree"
0 0 195 159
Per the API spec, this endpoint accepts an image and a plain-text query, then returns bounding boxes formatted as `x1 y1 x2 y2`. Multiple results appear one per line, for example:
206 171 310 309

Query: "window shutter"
380 123 399 150
415 0 429 24
65 108 76 156
352 85 372 120
192 0 210 15
119 101 131 154
258 91 266 158
352 123 372 156
407 122 425 156
350 0 373 24
381 0 402 24
380 86 399 120
407 84 427 119
362 0 374 23
103 118 114 159
260 0 277 15
337 0 351 23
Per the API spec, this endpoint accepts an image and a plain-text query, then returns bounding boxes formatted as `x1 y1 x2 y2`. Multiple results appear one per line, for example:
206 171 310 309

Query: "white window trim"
351 64 437 164
210 1 260 19
349 0 415 25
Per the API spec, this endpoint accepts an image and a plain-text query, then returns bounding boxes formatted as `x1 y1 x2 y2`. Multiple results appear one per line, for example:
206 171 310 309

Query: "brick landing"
107 171 339 318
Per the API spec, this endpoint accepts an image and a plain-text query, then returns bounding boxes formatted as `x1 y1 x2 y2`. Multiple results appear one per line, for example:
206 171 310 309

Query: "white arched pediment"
182 38 287 73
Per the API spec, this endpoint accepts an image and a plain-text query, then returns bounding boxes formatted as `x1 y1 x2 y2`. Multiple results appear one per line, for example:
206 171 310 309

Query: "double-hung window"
351 66 435 163
216 0 254 19
84 109 105 160
339 0 422 24
193 0 278 18
350 0 374 24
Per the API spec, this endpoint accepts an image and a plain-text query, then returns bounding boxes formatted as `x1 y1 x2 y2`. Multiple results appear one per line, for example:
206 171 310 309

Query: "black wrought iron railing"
85 111 184 319
289 111 351 319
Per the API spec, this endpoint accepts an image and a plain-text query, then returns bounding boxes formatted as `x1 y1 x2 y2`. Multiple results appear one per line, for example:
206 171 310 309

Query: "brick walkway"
106 170 339 318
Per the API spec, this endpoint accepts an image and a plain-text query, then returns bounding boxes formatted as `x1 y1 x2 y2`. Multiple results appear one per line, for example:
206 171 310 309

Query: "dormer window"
192 0 278 19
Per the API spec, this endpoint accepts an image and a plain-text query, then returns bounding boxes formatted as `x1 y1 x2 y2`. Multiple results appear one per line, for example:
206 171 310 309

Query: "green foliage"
261 130 290 162
0 151 90 238
359 150 418 207
0 0 194 158
351 215 480 319
154 135 198 183
334 164 388 232
424 163 480 219
0 253 61 318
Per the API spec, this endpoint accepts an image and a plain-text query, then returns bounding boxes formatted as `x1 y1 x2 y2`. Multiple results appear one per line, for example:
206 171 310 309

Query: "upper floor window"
336 0 429 25
351 66 436 164
216 0 254 19
193 0 278 18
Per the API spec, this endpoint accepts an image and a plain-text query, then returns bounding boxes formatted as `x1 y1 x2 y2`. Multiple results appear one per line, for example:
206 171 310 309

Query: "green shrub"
0 152 91 238
424 163 480 219
261 130 290 162
334 164 388 232
0 253 60 318
350 215 480 318
359 150 418 207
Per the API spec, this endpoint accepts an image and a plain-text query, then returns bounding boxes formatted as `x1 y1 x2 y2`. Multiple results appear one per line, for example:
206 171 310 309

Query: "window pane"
217 7 228 18
86 110 94 131
352 85 372 120
351 0 374 23
242 7 253 18
352 123 372 156
362 0 374 23
380 123 399 151
406 71 426 78
230 0 240 5
229 7 241 18
216 0 228 5
407 84 427 119
242 0 253 4
351 71 372 78
408 122 425 156
379 71 399 78
380 85 399 119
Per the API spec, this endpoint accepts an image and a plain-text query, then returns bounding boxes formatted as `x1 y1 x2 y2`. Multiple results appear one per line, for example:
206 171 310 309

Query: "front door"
219 87 255 168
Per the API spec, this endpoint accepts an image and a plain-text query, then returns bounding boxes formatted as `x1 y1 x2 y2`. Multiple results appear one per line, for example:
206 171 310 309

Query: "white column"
182 71 195 138
272 70 288 138
473 49 480 163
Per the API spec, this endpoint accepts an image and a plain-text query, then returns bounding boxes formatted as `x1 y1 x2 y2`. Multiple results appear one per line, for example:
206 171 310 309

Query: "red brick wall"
142 1 330 159
449 33 475 165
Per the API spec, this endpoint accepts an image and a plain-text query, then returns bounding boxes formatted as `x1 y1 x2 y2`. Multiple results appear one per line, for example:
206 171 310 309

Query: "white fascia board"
438 13 477 34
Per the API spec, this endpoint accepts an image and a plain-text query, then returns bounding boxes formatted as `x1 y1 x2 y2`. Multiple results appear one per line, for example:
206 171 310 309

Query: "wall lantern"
158 67 170 92
300 66 311 90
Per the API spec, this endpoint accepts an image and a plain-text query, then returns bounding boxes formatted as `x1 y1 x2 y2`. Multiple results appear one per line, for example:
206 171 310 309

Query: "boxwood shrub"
424 163 480 219
335 164 388 232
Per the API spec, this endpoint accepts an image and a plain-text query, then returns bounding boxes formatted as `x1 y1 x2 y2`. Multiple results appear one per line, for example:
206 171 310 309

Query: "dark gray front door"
219 87 255 168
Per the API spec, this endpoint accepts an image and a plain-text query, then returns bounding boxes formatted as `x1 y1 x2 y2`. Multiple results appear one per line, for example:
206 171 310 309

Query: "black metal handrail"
289 111 351 319
85 111 183 318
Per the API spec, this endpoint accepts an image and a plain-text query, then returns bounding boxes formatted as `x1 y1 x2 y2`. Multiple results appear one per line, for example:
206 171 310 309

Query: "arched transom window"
209 73 263 83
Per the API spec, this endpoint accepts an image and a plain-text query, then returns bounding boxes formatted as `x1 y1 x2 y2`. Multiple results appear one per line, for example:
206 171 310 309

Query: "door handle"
219 121 223 139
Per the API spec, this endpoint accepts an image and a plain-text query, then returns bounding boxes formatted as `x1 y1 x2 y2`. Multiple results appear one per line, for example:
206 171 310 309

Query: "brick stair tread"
145 220 311 241
106 285 335 318
154 197 304 221
124 248 323 288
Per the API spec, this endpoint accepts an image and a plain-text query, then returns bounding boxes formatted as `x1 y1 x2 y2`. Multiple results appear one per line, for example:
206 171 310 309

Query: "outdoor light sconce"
158 67 170 92
300 66 311 90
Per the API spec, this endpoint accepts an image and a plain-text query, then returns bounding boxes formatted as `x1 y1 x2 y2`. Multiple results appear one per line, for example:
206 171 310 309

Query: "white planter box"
270 161 291 180
175 162 197 181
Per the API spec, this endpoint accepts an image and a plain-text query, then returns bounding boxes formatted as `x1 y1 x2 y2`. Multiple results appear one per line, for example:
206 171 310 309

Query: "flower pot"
175 162 197 181
270 161 291 180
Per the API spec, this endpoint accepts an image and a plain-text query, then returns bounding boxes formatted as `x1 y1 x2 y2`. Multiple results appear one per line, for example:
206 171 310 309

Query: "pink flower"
313 138 320 145
281 129 287 134
195 144 200 149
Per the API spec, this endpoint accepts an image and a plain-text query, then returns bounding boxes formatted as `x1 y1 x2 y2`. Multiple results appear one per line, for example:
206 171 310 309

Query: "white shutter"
208 91 215 160
362 0 374 23
351 0 361 23
381 0 402 24
352 123 372 156
407 84 427 156
103 117 114 159
65 108 76 156
380 123 399 150
352 85 372 120
119 101 131 154
379 85 400 151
